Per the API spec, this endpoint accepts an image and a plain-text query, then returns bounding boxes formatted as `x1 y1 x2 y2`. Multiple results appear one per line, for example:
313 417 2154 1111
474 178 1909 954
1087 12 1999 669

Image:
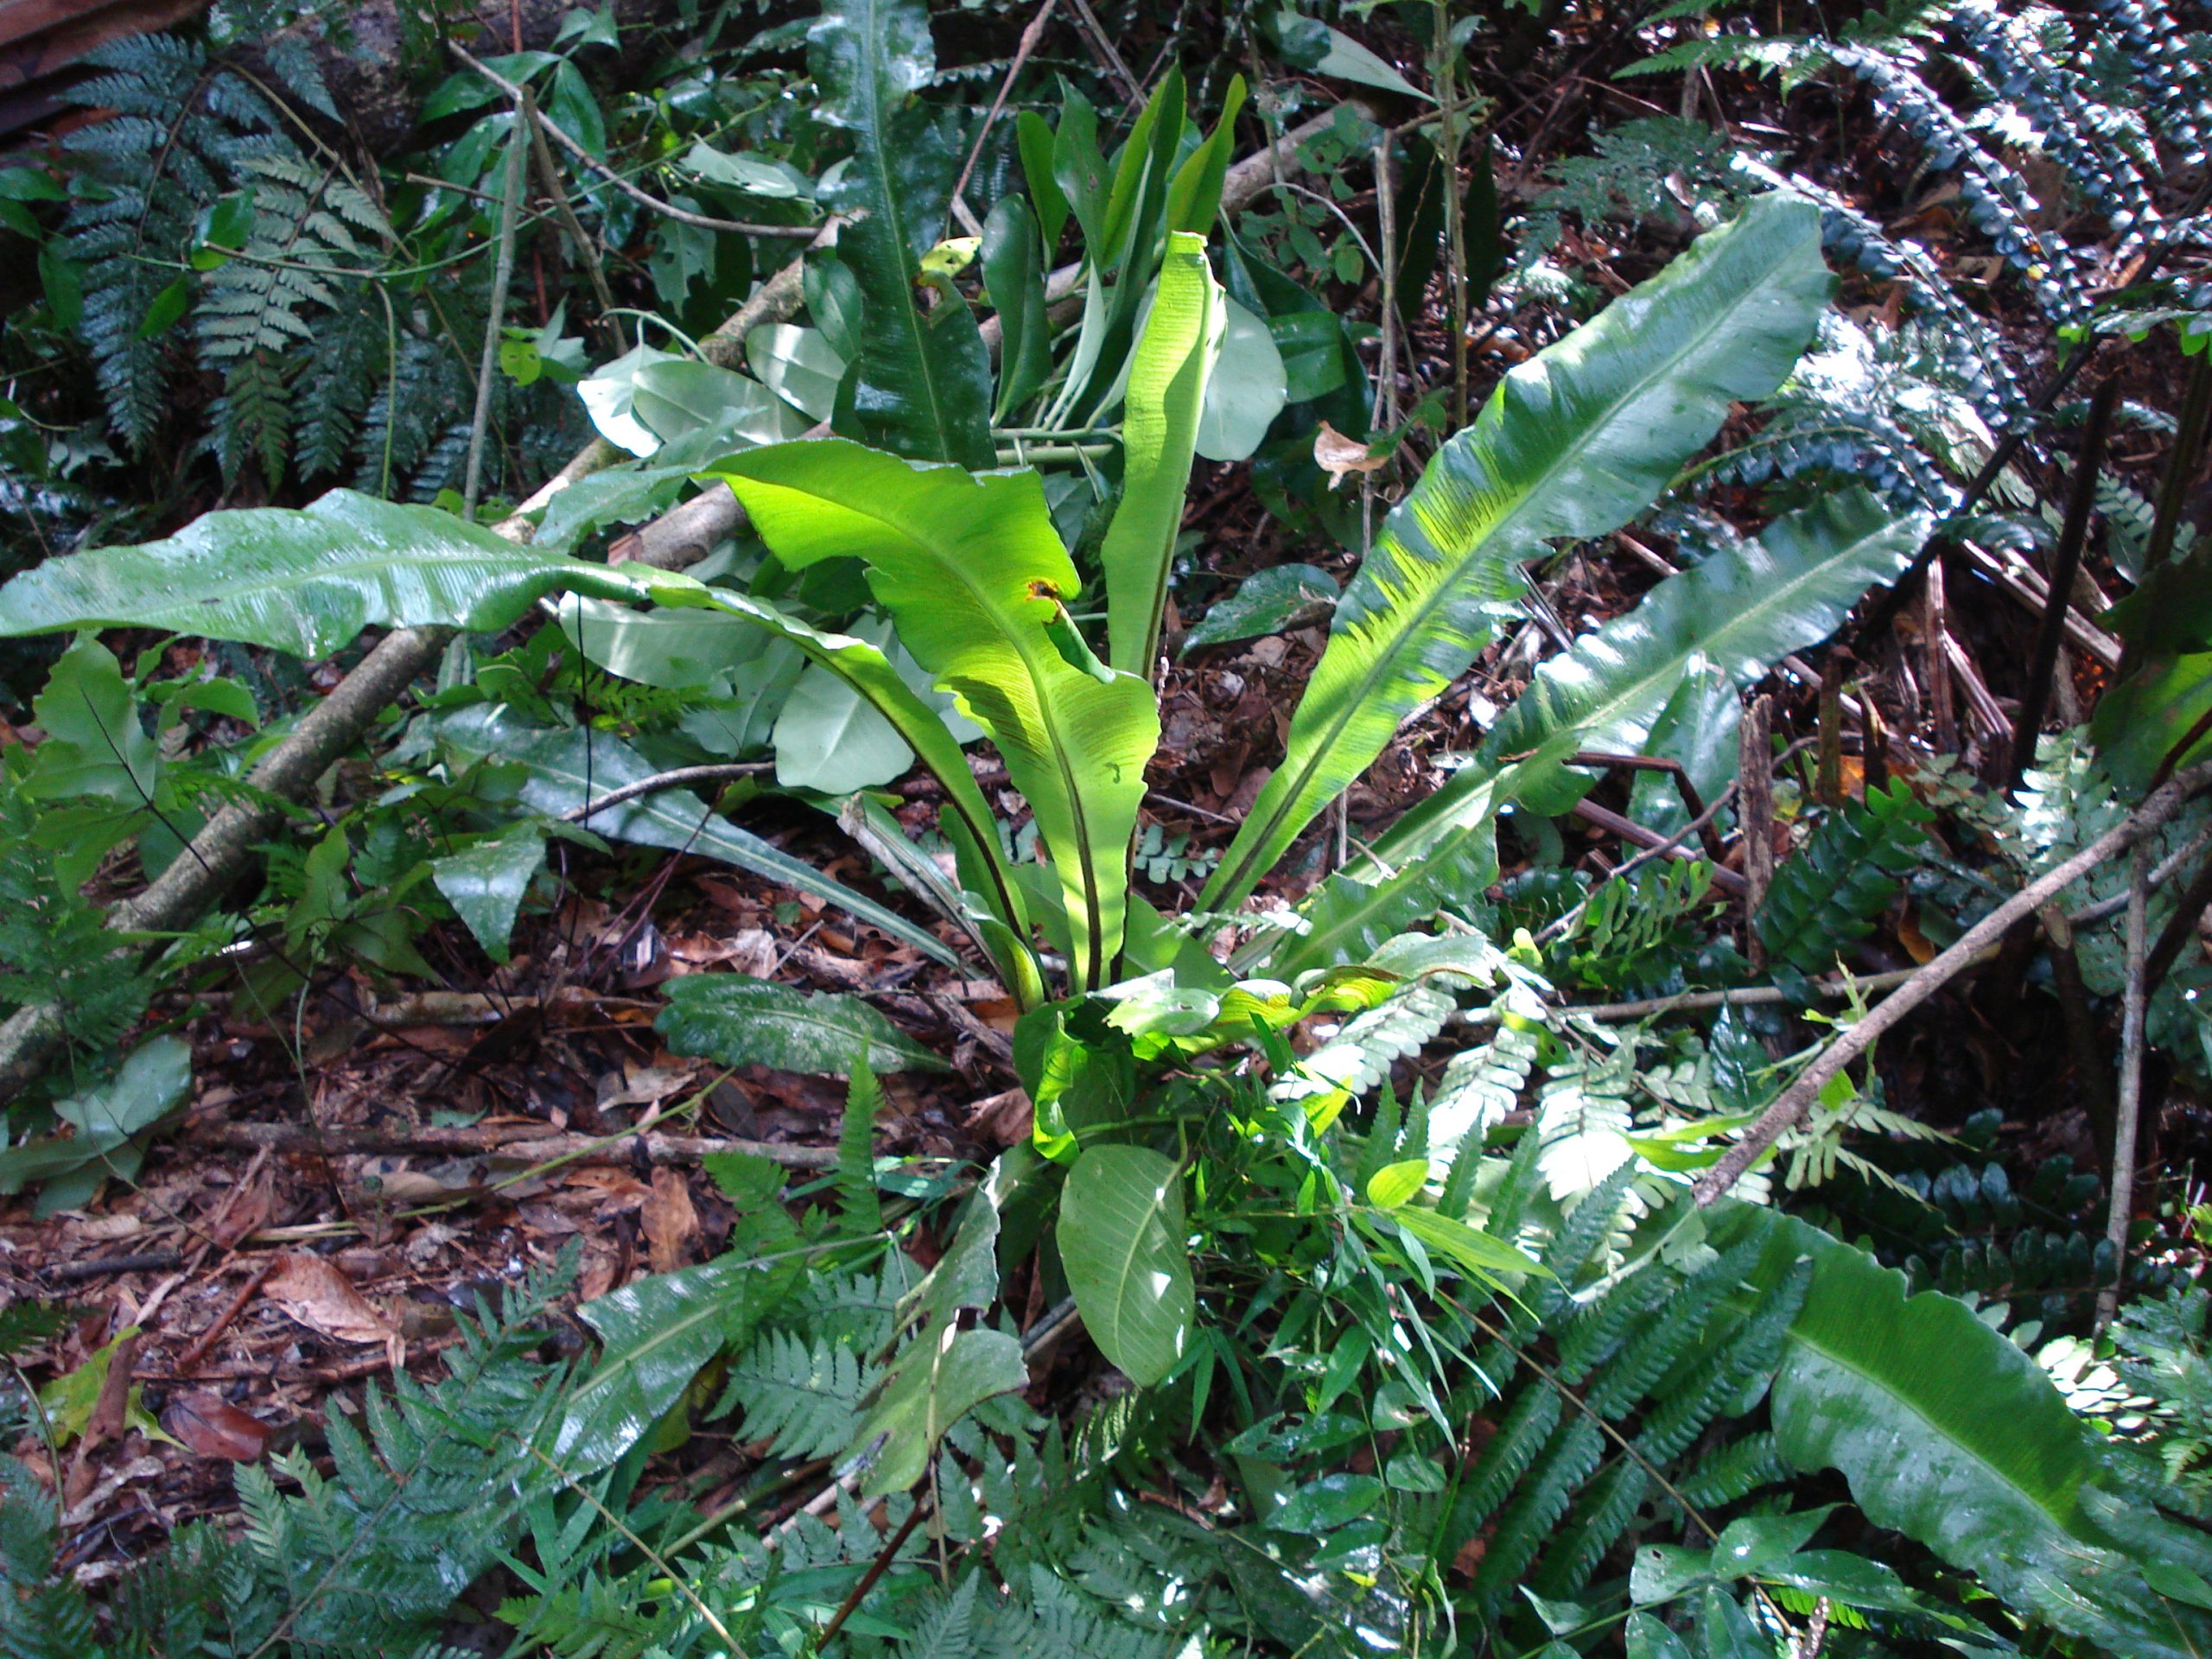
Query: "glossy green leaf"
631 359 809 452
0 490 632 658
430 825 548 963
555 1254 788 1475
1203 194 1833 912
1058 1144 1192 1386
1195 296 1287 463
1166 73 1248 237
1300 13 1433 100
702 441 1155 991
982 194 1050 421
1184 563 1338 652
1389 1203 1545 1287
656 971 946 1076
554 592 765 692
1016 109 1069 250
1713 1205 2212 1657
810 0 994 467
849 1176 1026 1494
772 614 922 793
746 322 847 423
1365 1159 1431 1209
1102 231 1220 677
0 1037 192 1213
435 703 959 964
1474 488 1927 814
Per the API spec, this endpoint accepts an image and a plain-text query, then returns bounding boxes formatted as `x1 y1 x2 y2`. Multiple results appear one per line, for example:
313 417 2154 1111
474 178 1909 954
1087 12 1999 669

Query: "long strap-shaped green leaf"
634 568 1040 1005
1377 487 1929 860
1102 231 1222 679
702 441 1158 993
0 489 636 657
1712 1204 2212 1658
1199 194 1834 912
810 0 994 470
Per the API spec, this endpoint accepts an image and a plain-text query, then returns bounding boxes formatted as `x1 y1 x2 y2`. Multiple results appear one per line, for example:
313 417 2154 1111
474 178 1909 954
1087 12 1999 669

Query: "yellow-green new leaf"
1202 194 1834 911
702 442 1156 990
1103 231 1221 677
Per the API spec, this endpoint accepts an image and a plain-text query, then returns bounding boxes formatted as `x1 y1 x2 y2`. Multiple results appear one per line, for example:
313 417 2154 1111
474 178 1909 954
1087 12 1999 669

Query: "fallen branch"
1693 755 2212 1205
181 1120 842 1169
0 111 1341 1106
0 236 837 1107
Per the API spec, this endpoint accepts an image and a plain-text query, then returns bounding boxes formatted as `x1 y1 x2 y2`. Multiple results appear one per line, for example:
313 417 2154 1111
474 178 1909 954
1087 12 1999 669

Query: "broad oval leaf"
657 972 947 1076
745 322 848 423
0 489 629 658
1058 1144 1193 1386
1195 296 1287 463
554 1255 785 1475
1203 194 1834 911
430 825 548 963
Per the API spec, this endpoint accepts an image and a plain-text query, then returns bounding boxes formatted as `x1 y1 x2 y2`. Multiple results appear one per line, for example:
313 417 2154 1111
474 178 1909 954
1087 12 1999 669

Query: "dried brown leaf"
162 1392 272 1463
1313 421 1386 490
641 1169 699 1274
261 1252 397 1350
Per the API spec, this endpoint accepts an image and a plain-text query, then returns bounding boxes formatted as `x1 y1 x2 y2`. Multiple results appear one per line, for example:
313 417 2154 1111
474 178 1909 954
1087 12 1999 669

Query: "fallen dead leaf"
1314 421 1387 490
564 1166 652 1217
162 1393 273 1463
81 1331 140 1454
966 1087 1033 1148
261 1252 401 1368
641 1169 699 1274
599 1064 698 1112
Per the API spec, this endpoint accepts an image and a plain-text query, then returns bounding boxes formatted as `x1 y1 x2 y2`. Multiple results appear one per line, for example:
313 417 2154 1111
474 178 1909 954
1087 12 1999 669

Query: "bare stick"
463 111 527 514
448 44 818 239
951 0 1059 224
1738 695 1775 968
522 85 621 351
1694 756 2212 1206
1539 785 1737 945
2007 378 2117 791
559 762 773 823
181 1120 841 1169
2096 844 2151 1329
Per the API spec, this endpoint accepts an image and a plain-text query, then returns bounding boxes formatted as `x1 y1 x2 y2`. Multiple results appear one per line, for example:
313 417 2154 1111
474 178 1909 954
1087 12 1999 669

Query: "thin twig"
951 0 1059 226
448 44 818 238
1570 799 1749 896
463 111 526 514
174 1258 279 1374
1694 757 2212 1205
2007 378 2118 791
521 86 622 352
558 763 774 823
1539 785 1738 945
2096 844 2151 1330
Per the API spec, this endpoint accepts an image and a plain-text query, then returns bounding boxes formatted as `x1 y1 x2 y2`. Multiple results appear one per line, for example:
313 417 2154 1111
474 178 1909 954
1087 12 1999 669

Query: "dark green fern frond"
1759 781 1934 976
